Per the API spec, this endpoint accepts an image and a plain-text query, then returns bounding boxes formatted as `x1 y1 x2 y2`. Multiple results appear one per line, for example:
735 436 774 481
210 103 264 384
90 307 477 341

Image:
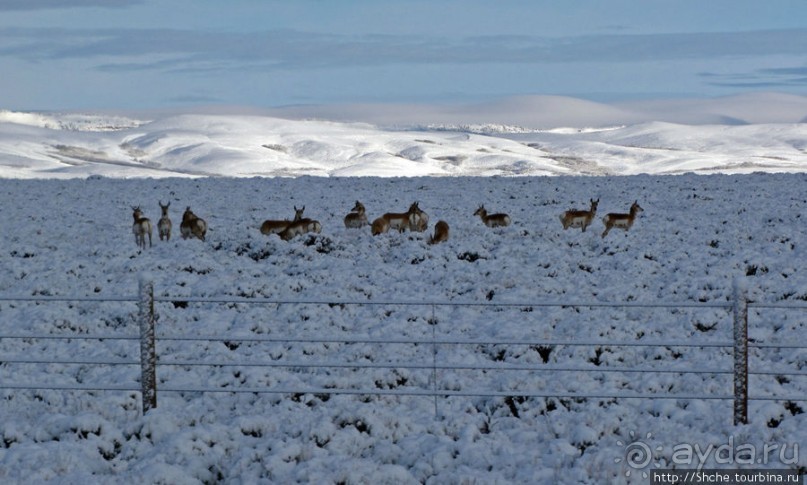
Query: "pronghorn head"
631 201 644 214
590 198 600 211
132 206 143 220
351 201 365 213
473 205 486 217
293 205 305 221
159 201 170 214
182 206 195 222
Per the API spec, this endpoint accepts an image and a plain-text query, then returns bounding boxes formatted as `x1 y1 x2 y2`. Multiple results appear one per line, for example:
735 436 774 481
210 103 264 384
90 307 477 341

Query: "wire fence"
0 277 805 423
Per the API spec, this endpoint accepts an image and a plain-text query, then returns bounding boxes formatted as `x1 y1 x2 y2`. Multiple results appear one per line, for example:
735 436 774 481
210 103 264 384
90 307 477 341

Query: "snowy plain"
0 97 806 483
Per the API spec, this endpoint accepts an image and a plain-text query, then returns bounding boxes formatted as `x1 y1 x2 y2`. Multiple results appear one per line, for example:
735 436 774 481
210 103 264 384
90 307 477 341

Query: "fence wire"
1 291 805 416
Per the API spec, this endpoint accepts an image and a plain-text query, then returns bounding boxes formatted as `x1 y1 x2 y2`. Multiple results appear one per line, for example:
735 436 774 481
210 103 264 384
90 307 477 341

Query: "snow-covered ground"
0 106 805 483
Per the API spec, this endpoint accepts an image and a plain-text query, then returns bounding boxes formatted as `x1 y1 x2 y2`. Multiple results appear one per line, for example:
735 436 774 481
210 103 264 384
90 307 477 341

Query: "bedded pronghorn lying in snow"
601 201 643 238
344 201 369 229
132 206 152 249
279 206 322 241
180 207 207 241
157 201 172 241
474 205 511 228
559 198 599 232
260 206 304 236
428 220 449 245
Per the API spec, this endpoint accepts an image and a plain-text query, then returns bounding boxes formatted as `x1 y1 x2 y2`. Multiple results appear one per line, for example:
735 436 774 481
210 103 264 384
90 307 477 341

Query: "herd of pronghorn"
131 203 207 249
131 198 643 250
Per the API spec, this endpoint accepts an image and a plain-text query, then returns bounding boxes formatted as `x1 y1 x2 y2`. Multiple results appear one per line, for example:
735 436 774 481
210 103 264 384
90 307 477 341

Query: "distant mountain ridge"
0 110 143 132
1 93 806 179
260 92 807 128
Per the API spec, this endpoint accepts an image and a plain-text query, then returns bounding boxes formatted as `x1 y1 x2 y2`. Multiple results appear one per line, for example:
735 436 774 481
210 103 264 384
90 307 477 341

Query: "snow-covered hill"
2 93 807 179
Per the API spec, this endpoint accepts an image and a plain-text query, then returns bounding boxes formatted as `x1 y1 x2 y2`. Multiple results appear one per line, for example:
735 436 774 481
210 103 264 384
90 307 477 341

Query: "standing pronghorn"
371 216 390 236
601 201 643 238
373 202 421 235
474 205 511 228
559 198 599 232
428 220 449 245
344 201 369 229
132 206 152 249
409 202 429 232
279 206 322 241
157 201 172 241
181 207 208 241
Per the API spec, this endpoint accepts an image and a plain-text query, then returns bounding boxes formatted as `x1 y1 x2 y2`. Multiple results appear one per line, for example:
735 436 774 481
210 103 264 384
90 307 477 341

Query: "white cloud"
2 27 807 69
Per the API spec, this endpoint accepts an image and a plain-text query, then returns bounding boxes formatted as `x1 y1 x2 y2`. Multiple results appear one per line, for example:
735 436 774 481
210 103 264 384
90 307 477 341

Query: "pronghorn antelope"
378 202 421 234
474 205 511 228
344 201 369 229
371 216 390 236
157 201 172 241
181 207 208 241
261 206 304 236
428 220 449 245
131 206 152 249
279 206 322 241
559 198 599 232
601 201 643 238
408 202 429 232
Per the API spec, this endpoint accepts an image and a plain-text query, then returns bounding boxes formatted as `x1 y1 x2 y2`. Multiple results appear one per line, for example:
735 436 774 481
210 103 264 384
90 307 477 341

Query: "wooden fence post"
139 275 157 413
733 278 748 425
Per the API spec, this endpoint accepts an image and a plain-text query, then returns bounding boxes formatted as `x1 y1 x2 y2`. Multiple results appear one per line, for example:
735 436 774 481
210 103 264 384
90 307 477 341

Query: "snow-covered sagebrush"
0 171 804 484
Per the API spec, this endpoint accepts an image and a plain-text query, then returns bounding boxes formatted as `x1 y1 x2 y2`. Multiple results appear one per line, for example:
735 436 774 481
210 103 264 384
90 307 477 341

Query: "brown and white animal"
261 206 304 236
474 205 511 228
428 220 449 245
559 198 599 232
408 202 429 232
601 201 643 238
180 207 207 241
132 206 152 249
377 202 421 234
157 201 172 241
371 216 390 236
279 206 322 241
344 201 369 229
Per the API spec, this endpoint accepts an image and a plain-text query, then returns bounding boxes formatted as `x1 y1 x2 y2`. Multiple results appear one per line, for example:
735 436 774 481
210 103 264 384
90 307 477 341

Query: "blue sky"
1 0 806 111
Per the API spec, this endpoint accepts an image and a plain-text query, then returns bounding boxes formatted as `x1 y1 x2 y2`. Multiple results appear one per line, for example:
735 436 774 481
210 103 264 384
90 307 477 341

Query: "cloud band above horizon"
1 1 806 111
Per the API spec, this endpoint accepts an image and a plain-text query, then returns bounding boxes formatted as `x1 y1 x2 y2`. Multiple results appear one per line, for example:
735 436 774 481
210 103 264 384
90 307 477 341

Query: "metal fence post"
139 275 157 413
431 304 439 418
733 278 748 425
